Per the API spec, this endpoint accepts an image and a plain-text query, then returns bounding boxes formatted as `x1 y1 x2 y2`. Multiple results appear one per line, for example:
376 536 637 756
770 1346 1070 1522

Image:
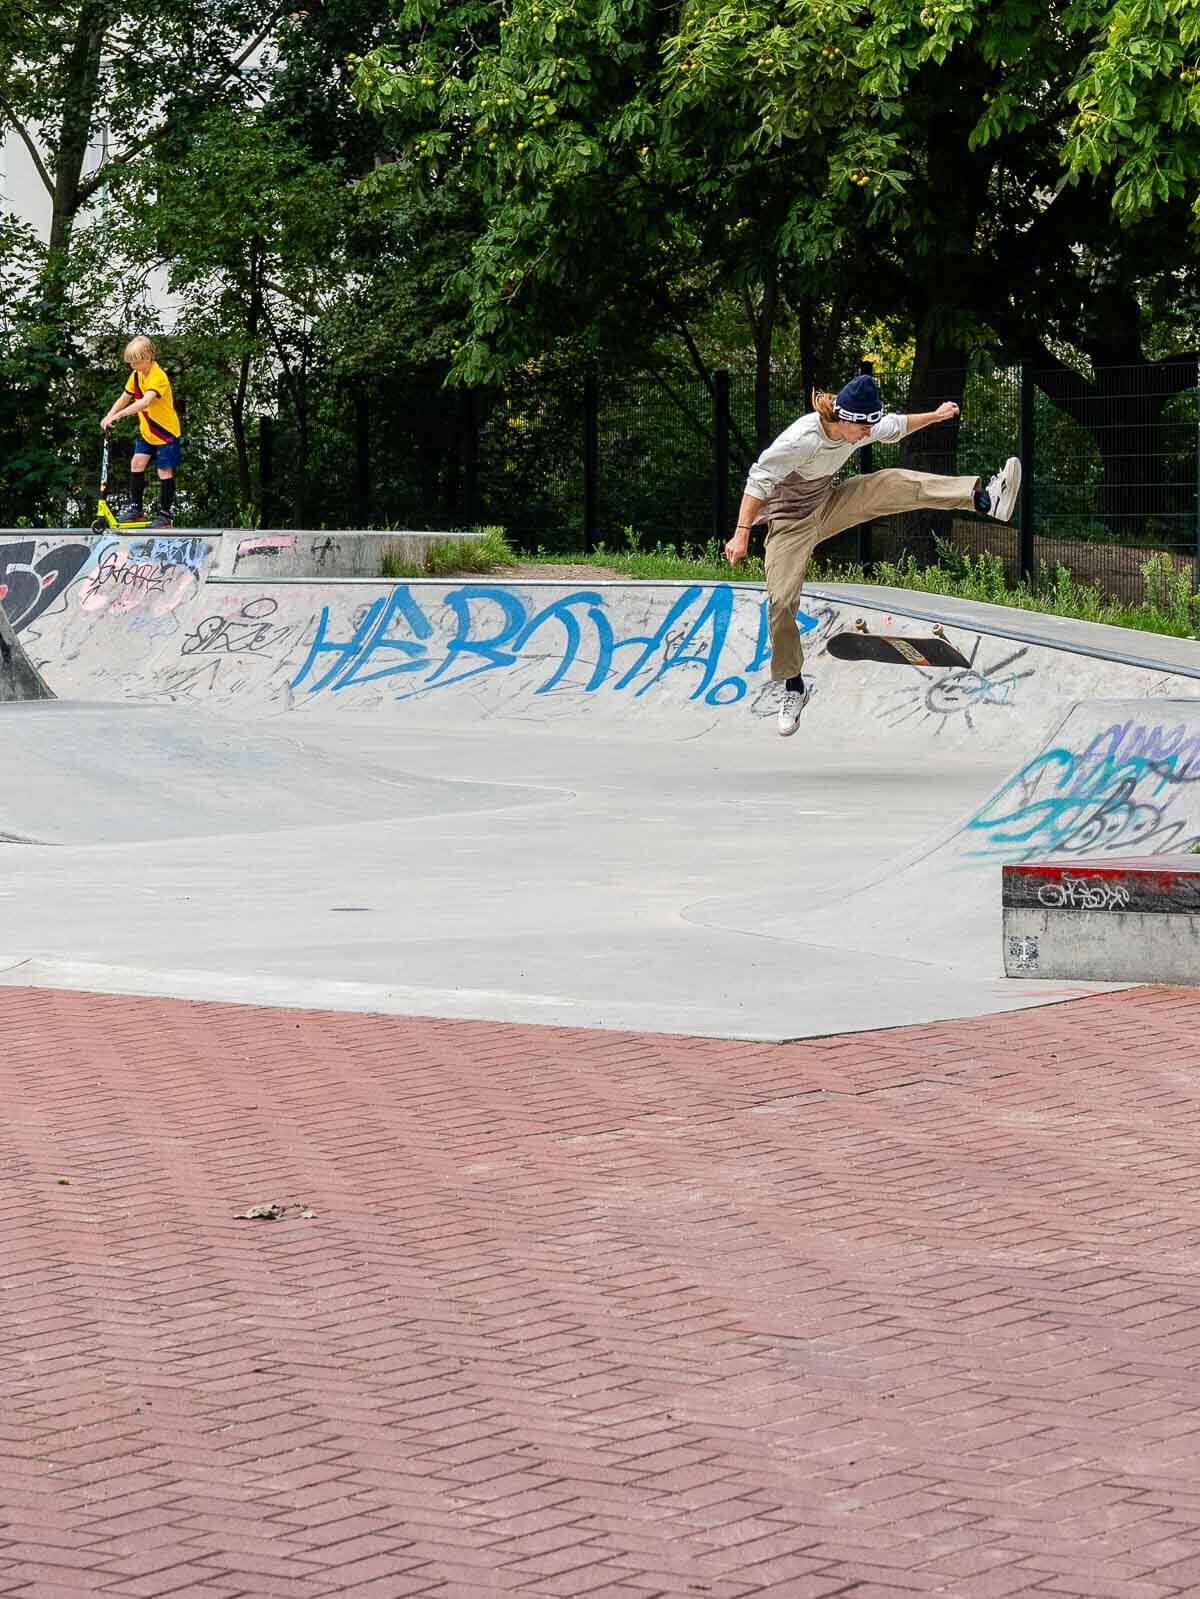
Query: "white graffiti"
1035 876 1131 911
1007 935 1040 970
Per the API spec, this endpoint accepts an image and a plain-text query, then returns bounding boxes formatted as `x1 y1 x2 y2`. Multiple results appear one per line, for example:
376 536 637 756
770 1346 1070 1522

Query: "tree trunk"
895 322 970 563
230 387 252 507
232 243 262 511
48 0 108 257
295 334 310 526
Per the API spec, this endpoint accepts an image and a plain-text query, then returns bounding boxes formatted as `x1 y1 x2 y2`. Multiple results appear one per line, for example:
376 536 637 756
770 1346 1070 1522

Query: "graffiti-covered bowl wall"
4 534 1200 761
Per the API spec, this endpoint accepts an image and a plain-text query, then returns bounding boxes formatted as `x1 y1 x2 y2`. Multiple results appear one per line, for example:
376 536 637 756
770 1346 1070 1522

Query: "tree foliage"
354 0 1200 379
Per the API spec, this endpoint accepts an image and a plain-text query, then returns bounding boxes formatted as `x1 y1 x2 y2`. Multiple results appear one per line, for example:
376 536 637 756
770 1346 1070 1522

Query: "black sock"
159 477 176 515
127 469 145 510
785 674 805 693
973 480 990 514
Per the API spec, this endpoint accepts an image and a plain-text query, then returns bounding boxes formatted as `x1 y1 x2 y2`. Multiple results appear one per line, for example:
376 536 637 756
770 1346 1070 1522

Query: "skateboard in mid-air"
825 622 969 669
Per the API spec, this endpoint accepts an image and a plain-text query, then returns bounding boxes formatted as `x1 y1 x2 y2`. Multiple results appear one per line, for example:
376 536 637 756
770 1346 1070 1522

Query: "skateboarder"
724 373 1020 736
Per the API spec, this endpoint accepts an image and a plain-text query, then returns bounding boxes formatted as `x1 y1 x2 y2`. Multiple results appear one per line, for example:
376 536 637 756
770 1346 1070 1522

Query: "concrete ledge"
0 528 479 583
212 530 477 579
1003 855 1200 983
809 582 1200 683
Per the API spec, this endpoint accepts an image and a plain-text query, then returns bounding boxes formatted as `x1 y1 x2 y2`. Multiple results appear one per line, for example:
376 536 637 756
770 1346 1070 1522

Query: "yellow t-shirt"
125 361 181 445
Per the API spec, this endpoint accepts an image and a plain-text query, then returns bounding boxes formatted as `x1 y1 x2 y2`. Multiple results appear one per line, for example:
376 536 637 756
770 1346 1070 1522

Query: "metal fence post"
856 358 874 568
713 368 731 545
352 387 370 528
258 415 274 529
583 369 599 554
462 388 480 525
1018 362 1036 583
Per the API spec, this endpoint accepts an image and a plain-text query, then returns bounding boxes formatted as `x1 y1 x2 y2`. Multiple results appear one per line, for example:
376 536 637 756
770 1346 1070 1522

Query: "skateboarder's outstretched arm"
901 402 960 436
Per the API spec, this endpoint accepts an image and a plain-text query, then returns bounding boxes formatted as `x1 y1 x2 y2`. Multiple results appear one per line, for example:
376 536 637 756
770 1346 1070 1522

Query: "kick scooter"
91 428 151 532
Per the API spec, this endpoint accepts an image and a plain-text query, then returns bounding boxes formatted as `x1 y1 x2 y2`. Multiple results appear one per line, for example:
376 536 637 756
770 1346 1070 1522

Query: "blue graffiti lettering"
290 587 435 693
964 720 1200 861
288 581 774 707
513 592 613 693
1086 718 1200 779
128 535 211 575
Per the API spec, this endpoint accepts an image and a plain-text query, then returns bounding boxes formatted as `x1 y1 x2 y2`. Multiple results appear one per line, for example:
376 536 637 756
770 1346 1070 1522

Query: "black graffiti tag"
182 596 301 659
0 539 94 634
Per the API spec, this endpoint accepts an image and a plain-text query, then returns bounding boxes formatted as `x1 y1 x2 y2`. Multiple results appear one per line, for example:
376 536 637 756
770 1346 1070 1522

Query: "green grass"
380 520 1200 642
827 547 1200 639
532 529 765 584
524 530 1200 641
380 525 518 579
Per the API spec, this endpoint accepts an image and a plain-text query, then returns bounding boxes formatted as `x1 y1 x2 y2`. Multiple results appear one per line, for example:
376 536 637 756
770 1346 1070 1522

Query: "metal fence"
254 357 1200 602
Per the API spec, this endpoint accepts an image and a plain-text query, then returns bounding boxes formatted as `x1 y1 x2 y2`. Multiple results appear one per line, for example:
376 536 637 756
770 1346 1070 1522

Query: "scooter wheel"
90 519 108 533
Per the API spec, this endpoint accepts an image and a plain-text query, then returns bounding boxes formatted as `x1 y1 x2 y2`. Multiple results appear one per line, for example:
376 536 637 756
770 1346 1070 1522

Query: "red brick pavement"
3 985 1200 1598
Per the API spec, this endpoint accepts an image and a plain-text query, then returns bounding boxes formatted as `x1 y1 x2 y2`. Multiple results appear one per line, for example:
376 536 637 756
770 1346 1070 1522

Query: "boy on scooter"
100 335 182 528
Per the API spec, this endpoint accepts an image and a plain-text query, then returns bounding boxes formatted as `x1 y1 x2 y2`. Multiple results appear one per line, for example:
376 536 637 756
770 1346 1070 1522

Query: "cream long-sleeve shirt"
744 410 909 521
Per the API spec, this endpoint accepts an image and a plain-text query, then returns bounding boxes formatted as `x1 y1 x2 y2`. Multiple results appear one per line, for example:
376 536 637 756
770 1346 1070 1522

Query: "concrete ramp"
2 529 1198 1036
686 697 1200 993
7 537 1196 747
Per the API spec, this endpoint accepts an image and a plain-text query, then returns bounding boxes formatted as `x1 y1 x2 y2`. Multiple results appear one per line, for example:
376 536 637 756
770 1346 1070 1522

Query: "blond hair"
123 335 156 363
812 388 837 423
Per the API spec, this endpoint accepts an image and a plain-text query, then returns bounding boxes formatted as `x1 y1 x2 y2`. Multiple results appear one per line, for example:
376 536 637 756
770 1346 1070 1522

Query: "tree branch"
231 0 294 72
75 0 295 205
0 89 53 197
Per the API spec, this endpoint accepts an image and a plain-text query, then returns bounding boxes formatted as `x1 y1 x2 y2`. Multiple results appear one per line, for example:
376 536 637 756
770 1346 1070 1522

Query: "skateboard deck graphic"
825 630 970 669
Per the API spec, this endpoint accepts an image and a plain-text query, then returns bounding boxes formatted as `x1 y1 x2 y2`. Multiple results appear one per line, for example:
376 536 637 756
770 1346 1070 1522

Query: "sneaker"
147 510 175 528
981 456 1021 522
117 501 146 522
777 683 808 737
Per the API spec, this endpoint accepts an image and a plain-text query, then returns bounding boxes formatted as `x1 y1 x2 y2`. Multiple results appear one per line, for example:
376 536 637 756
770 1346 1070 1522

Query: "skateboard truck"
854 618 869 633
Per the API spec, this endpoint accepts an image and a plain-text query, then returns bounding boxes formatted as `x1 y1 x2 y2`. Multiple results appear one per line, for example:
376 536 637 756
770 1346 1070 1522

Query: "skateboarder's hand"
933 402 960 422
724 530 749 567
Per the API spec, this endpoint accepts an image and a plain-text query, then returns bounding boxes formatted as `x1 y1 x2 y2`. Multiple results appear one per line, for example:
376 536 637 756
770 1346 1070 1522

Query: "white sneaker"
777 684 808 737
982 456 1021 522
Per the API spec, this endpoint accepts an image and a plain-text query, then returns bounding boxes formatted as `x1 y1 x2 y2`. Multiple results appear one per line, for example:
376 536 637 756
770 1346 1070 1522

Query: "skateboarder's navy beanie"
833 374 884 421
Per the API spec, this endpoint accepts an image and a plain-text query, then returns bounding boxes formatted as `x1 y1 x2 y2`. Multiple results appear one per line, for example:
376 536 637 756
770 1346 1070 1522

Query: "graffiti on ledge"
0 533 211 631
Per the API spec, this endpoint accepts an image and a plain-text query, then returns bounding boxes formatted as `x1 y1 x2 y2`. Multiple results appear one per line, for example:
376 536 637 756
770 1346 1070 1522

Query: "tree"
1062 0 1200 226
351 0 871 451
123 109 351 519
0 0 293 261
357 0 1200 536
0 0 301 519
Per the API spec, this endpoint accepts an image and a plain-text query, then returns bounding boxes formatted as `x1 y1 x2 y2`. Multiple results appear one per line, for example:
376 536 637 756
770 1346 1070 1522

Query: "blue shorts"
133 436 182 470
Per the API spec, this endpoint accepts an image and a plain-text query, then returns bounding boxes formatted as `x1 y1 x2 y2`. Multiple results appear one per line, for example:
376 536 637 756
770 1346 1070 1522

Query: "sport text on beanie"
833 374 884 424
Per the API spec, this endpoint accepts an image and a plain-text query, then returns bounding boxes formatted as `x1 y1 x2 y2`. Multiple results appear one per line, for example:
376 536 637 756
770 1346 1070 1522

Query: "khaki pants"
765 467 979 681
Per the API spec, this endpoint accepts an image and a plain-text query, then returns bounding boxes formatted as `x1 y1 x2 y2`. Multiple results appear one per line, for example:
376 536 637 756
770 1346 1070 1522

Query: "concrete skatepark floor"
0 706 1112 1038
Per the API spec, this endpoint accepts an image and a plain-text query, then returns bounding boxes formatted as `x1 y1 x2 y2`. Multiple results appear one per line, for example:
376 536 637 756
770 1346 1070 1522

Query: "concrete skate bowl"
1 529 1199 1037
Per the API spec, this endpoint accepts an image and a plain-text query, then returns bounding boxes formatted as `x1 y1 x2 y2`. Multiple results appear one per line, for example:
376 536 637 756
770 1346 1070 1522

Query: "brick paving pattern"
3 985 1200 1597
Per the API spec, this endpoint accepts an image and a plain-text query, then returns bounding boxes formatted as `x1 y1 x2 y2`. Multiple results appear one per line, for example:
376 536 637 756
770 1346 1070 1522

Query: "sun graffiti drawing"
873 637 1036 733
